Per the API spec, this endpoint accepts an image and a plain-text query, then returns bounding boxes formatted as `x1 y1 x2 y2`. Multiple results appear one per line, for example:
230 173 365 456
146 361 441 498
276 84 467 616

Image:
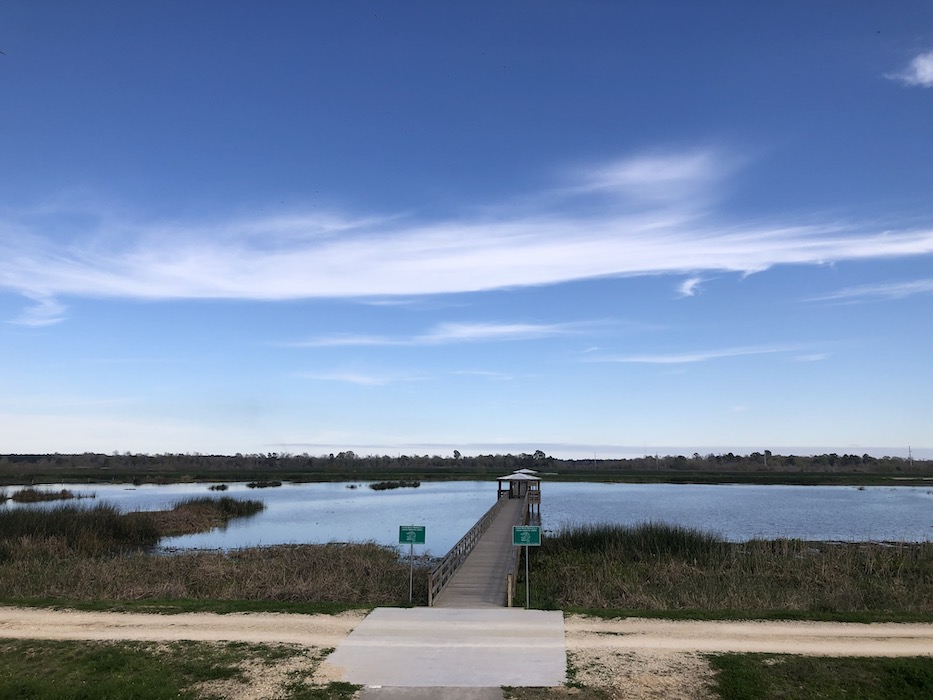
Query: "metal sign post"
399 525 426 604
512 525 541 608
525 543 530 608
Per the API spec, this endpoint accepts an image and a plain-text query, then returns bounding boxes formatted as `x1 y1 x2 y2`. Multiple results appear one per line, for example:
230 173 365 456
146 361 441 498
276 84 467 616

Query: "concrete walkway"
324 607 566 689
433 499 524 608
359 689 504 700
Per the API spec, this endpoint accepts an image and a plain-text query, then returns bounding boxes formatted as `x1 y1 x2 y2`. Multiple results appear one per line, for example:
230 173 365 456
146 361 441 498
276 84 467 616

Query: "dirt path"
563 615 933 700
1 607 931 699
563 615 933 657
0 607 365 647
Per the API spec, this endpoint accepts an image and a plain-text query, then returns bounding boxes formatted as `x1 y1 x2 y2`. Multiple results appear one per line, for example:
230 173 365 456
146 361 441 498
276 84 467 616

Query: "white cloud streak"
298 371 422 386
569 150 726 202
8 293 67 326
810 279 933 303
677 277 704 298
795 353 830 362
293 321 586 347
891 50 933 87
589 345 798 365
3 150 933 323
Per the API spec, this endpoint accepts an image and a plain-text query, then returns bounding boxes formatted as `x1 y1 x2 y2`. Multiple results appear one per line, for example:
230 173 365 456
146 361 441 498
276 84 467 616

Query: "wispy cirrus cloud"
298 371 423 386
422 321 582 344
588 344 798 365
677 277 704 298
810 279 933 303
4 149 933 324
890 50 933 87
9 293 67 327
568 149 727 202
289 321 586 347
453 369 514 381
795 353 830 362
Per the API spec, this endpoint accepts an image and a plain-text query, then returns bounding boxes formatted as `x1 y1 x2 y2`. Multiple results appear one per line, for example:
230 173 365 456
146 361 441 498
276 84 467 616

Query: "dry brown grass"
533 523 933 616
0 543 427 606
10 487 76 503
139 496 264 537
0 497 418 609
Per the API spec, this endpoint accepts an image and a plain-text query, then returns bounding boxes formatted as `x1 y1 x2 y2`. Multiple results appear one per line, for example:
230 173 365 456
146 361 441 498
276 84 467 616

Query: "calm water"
5 481 932 553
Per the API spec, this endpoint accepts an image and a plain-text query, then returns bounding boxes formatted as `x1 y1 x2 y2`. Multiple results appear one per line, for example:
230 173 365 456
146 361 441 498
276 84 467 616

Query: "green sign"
399 525 426 545
512 525 541 546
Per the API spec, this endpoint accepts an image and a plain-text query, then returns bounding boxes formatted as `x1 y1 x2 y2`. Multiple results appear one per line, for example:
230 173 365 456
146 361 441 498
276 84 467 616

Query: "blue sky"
2 1 932 459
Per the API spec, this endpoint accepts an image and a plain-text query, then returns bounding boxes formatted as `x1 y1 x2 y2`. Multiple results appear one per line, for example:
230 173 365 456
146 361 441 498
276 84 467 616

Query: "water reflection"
3 480 931 551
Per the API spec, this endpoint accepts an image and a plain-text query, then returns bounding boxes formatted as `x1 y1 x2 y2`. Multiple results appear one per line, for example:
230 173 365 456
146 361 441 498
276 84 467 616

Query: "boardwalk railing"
427 495 509 606
506 490 533 607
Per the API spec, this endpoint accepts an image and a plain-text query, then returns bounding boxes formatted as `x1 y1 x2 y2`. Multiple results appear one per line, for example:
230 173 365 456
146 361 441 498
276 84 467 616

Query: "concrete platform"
359 688 503 700
324 607 566 688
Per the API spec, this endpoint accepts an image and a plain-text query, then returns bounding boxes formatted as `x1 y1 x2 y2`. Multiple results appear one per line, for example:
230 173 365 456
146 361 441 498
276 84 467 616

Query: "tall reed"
143 496 265 537
0 504 160 558
0 497 423 607
0 543 428 606
10 488 76 503
533 522 933 614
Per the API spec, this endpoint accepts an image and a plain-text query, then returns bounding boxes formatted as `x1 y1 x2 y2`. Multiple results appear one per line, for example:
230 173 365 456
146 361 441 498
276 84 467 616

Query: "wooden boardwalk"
432 498 524 608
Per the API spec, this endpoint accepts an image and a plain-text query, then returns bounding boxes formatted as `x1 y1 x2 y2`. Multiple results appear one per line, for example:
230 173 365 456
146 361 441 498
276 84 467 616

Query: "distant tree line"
0 448 930 483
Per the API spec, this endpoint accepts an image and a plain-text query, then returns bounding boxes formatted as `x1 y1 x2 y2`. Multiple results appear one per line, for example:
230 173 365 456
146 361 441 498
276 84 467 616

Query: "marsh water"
6 480 931 554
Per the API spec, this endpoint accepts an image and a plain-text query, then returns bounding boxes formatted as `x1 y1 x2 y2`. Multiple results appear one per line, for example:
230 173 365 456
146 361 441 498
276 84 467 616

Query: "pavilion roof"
497 472 541 481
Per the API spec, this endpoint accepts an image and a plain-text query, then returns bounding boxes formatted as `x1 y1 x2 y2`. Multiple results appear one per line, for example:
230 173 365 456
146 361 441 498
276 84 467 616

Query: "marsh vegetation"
0 496 427 608
9 487 85 503
143 496 264 538
530 523 933 618
0 497 263 557
369 480 421 490
0 540 428 608
246 480 282 489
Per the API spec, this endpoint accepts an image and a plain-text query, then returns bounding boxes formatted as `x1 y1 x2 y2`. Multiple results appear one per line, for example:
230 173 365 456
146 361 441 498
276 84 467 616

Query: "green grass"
0 639 240 700
0 639 359 700
710 654 933 699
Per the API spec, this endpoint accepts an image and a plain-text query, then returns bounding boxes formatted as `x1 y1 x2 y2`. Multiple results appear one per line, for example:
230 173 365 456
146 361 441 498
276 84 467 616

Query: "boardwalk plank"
433 498 524 608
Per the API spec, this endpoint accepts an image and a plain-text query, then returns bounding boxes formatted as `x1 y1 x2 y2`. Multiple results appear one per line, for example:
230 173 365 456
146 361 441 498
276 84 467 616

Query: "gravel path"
0 606 365 646
563 614 933 700
1 607 931 699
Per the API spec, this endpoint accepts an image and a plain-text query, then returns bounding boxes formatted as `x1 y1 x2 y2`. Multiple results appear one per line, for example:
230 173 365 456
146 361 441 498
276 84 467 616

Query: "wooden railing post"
506 490 533 607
